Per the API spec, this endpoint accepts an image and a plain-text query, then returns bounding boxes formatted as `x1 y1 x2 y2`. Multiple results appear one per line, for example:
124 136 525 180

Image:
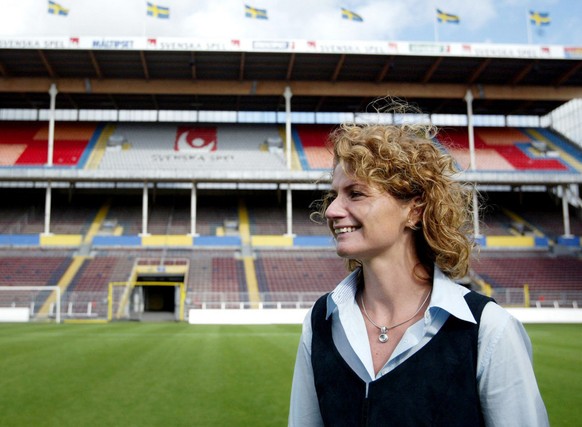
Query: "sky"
1 0 581 46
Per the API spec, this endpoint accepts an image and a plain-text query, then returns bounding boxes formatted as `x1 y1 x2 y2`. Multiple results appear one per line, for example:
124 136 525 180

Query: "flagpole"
143 2 147 37
434 7 439 42
526 9 532 44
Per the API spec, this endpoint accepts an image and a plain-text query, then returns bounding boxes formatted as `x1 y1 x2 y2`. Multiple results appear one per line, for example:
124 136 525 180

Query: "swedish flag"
341 8 363 22
245 5 268 20
147 2 170 19
530 11 551 26
48 1 69 16
436 8 459 24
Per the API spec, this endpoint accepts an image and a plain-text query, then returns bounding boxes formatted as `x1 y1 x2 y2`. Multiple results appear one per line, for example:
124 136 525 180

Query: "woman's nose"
325 197 344 220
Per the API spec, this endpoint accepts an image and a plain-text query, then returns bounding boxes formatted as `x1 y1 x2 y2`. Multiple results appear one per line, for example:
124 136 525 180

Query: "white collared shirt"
289 267 549 427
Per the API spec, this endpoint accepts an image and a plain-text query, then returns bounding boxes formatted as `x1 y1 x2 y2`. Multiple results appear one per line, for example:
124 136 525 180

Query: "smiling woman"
315 119 473 278
289 112 549 427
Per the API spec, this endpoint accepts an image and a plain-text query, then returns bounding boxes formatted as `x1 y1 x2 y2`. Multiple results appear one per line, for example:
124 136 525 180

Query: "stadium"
1 7 582 426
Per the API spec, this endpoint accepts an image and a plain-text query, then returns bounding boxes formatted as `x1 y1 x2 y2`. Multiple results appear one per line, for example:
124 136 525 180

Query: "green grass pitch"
0 322 580 426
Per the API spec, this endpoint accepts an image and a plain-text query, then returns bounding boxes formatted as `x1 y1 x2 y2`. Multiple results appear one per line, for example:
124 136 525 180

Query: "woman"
288 120 549 426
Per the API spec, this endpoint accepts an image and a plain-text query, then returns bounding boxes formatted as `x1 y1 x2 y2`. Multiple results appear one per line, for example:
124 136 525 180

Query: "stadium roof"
1 37 582 117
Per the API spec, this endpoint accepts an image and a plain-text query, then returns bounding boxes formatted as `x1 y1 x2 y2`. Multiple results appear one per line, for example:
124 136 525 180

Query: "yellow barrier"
251 235 294 247
40 234 83 247
485 235 534 247
141 235 193 246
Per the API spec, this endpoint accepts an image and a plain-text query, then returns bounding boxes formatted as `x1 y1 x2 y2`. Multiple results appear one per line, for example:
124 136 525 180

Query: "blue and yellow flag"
48 1 69 16
147 2 170 19
530 11 550 26
436 8 459 24
245 4 268 19
341 8 363 22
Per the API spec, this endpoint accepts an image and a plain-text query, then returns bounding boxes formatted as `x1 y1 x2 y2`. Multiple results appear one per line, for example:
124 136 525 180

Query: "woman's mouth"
335 226 358 235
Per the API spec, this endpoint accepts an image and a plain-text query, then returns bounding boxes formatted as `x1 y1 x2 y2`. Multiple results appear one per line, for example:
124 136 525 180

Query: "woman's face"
325 163 415 263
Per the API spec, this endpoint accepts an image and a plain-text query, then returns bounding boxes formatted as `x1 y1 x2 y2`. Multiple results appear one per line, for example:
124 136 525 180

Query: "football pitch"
0 322 579 426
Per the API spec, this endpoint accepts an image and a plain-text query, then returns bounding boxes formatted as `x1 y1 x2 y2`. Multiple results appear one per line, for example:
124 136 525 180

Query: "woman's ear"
407 197 423 228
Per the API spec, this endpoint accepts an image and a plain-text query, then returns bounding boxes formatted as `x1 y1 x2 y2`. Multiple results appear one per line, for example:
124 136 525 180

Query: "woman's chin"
334 245 353 259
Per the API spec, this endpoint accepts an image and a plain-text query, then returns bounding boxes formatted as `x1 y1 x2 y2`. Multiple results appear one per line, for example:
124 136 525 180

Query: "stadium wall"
188 308 582 325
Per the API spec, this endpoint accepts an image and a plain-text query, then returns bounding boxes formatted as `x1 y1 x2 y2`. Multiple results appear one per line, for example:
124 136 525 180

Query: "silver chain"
360 289 431 343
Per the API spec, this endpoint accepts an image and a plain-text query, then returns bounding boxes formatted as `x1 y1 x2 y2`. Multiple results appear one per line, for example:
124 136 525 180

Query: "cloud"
1 0 49 36
0 0 579 45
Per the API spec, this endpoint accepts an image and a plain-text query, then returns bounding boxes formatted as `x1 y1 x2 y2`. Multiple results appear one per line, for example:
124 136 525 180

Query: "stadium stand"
1 39 582 322
97 123 287 171
255 249 346 294
0 251 73 286
0 185 580 319
0 122 99 167
2 121 581 174
437 127 582 172
471 252 582 307
0 250 74 316
473 254 582 290
481 191 582 240
68 256 134 293
293 124 336 170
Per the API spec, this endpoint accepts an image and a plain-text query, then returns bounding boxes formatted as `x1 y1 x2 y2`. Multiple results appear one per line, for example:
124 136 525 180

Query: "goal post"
108 281 133 321
0 286 61 323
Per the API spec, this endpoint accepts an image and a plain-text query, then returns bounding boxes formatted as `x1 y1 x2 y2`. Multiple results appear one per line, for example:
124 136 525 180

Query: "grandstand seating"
97 123 286 171
1 123 581 319
293 125 335 170
523 210 582 238
102 195 143 235
292 206 328 236
483 191 582 239
0 251 74 313
0 189 44 234
247 195 287 235
209 257 245 293
68 256 135 293
147 201 191 235
0 253 72 286
255 250 346 294
195 195 239 236
63 255 135 317
473 255 582 290
0 204 35 234
437 127 581 171
2 122 580 174
0 122 97 166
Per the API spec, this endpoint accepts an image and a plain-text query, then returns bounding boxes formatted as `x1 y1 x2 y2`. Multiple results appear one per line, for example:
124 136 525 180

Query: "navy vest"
311 290 493 427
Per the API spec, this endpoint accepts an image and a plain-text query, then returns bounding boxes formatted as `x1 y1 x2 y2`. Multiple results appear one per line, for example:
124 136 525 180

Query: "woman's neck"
359 259 431 314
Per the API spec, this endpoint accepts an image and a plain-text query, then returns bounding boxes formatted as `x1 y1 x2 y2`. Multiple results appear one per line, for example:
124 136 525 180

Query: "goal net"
0 286 61 323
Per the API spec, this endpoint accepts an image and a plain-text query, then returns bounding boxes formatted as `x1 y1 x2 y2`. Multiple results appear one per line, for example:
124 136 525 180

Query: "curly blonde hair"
314 121 474 280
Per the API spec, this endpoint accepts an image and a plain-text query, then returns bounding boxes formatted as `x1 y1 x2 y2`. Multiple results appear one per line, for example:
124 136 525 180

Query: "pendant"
378 326 389 343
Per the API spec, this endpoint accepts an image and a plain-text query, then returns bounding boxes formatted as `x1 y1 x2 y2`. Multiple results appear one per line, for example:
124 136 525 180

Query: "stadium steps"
81 199 112 249
237 198 260 307
84 123 116 169
523 128 582 172
500 207 546 238
34 200 111 314
37 255 89 316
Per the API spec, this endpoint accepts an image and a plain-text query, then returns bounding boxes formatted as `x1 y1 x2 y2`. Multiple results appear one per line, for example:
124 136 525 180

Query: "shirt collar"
430 267 476 324
326 269 360 319
326 266 476 324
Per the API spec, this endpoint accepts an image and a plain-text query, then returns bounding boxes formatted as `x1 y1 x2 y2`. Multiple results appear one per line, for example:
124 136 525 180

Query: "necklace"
360 289 432 344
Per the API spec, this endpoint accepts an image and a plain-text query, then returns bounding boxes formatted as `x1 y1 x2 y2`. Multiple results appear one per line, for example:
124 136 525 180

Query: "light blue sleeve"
288 309 324 427
477 303 550 427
